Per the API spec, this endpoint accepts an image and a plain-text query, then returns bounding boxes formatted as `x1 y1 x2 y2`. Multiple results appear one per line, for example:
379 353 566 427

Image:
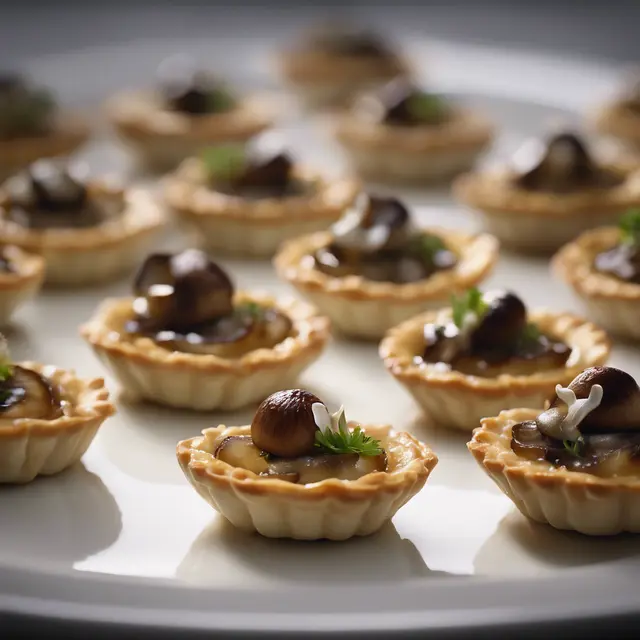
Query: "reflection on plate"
0 464 121 566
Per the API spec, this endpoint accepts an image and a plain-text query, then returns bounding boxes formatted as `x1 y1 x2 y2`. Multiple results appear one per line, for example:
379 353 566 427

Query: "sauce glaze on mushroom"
511 366 640 477
125 249 292 356
313 193 456 284
421 289 571 377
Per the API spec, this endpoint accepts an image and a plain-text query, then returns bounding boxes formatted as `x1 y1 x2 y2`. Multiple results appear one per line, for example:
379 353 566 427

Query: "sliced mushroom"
213 435 269 475
594 243 640 284
0 366 61 420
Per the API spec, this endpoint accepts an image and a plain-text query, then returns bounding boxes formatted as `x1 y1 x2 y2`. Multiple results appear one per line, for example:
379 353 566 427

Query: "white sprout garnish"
553 383 604 442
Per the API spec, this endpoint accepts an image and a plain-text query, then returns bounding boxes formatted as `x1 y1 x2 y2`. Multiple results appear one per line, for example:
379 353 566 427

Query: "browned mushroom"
214 435 269 475
513 132 622 193
0 366 62 420
251 389 321 458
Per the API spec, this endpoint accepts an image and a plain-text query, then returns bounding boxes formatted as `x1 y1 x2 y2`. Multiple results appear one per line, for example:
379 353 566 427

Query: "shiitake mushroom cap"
0 366 61 420
251 389 321 458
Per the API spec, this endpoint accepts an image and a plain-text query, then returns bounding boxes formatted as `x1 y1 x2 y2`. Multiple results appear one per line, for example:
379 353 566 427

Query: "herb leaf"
201 145 246 181
411 233 446 262
563 438 583 457
236 301 264 320
315 424 383 457
407 93 448 123
619 208 640 246
207 88 236 113
451 287 488 330
521 322 541 343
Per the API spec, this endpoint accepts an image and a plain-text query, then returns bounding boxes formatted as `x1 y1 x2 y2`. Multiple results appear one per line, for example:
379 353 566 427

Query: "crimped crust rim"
553 226 640 301
164 160 360 224
593 103 640 143
107 91 271 142
274 228 499 303
0 183 165 252
379 309 611 395
0 361 115 438
468 407 640 491
177 422 438 499
454 164 640 218
0 245 45 291
80 292 331 375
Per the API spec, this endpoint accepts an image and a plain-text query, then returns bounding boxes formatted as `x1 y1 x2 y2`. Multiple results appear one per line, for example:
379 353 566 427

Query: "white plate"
2 37 640 637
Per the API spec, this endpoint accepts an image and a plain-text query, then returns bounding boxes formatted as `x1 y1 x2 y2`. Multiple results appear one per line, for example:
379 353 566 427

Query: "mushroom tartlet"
379 288 610 431
164 138 359 257
0 159 165 286
177 388 437 540
593 73 640 150
0 245 44 325
335 79 494 184
274 192 498 339
81 249 330 410
454 130 640 253
0 336 114 483
553 208 640 340
0 73 89 180
277 23 410 109
469 366 640 535
108 55 271 172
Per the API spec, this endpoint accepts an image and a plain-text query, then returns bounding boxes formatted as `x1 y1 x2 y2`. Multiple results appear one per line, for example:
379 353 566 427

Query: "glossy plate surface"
1 36 639 636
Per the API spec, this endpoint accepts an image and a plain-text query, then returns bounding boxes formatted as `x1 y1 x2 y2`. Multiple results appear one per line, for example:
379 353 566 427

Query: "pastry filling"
124 249 292 357
355 79 450 127
511 366 640 477
313 193 456 283
419 288 571 376
2 160 123 229
0 74 55 140
594 208 640 283
512 131 624 193
157 56 236 116
214 389 387 484
201 140 308 200
0 338 62 421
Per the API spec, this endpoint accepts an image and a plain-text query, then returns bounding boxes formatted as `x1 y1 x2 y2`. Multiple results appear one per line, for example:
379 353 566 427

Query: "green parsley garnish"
407 93 448 123
451 287 488 330
314 408 383 457
201 145 246 182
0 363 12 382
207 88 236 113
236 301 264 320
411 233 446 263
520 322 541 343
619 208 640 246
563 438 583 457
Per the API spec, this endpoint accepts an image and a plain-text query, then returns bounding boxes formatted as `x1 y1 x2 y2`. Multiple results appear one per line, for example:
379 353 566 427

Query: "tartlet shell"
0 361 115 484
0 183 166 286
593 103 640 150
278 49 409 108
379 309 610 431
0 114 89 181
274 228 499 340
335 109 494 183
164 160 360 257
80 292 331 411
108 92 271 172
454 163 640 253
177 422 437 540
553 225 640 339
468 408 640 535
0 245 45 325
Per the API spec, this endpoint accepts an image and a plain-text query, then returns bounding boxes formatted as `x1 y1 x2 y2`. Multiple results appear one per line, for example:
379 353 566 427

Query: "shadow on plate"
177 517 453 585
0 463 122 565
474 511 640 574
